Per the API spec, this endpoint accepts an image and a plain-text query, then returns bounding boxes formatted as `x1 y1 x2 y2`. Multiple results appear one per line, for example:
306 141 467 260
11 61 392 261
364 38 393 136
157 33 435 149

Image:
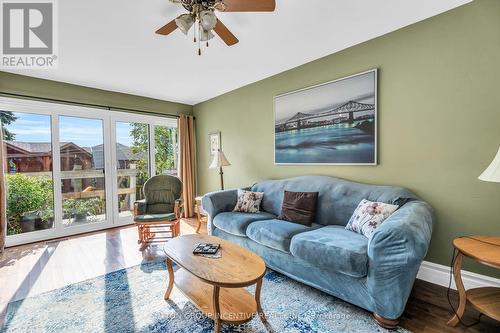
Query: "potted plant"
63 199 85 223
63 197 103 224
6 174 50 234
20 210 38 233
73 200 89 223
79 197 104 221
36 208 54 230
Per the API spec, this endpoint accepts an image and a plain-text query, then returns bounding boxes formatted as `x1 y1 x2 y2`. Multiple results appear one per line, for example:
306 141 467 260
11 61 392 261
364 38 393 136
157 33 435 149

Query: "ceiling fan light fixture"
199 10 217 31
175 14 194 34
200 29 215 41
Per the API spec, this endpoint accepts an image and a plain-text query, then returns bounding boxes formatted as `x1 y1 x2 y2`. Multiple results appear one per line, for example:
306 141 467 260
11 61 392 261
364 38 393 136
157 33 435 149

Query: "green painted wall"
194 0 500 277
0 71 192 116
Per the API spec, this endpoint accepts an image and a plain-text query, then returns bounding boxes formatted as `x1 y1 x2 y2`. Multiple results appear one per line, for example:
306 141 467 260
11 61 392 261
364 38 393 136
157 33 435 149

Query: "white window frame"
1 97 178 247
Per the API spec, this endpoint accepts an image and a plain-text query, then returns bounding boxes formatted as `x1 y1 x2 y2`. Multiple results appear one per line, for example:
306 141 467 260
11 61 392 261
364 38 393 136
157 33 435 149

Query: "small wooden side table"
447 236 500 326
194 196 207 234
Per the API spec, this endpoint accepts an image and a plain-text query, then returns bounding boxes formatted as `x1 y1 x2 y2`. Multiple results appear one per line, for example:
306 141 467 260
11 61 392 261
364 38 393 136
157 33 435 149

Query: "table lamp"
479 146 500 182
209 149 231 190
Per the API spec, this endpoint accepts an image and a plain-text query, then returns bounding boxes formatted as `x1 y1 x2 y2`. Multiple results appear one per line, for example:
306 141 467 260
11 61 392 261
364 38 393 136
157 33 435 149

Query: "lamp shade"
200 29 214 42
199 10 217 31
175 14 194 35
209 150 231 169
479 146 500 182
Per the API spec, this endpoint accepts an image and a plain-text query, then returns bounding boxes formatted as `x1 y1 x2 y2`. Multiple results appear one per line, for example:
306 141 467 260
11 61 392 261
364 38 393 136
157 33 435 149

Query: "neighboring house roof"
6 141 53 154
6 141 91 155
91 143 143 169
60 142 93 158
5 141 140 167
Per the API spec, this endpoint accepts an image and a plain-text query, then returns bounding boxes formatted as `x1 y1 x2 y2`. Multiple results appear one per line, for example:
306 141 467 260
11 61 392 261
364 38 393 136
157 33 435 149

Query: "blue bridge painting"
274 70 377 165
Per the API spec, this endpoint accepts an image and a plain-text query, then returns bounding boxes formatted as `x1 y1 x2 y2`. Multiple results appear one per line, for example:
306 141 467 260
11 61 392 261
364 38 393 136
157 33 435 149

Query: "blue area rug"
2 261 410 333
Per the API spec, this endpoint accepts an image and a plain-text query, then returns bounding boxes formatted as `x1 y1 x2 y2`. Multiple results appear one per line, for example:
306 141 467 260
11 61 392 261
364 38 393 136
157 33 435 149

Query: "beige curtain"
0 128 6 253
178 115 196 218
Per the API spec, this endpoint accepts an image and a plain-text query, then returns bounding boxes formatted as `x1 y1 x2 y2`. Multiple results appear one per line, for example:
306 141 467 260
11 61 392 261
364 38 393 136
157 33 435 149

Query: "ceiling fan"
155 0 276 55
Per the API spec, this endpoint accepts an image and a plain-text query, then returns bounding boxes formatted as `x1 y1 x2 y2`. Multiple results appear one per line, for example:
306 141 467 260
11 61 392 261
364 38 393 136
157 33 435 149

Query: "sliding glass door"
115 121 150 220
59 116 107 227
3 112 55 236
1 97 178 246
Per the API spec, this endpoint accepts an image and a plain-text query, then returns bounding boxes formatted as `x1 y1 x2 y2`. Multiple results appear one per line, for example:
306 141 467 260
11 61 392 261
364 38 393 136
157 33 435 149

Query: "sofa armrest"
201 189 238 235
366 200 434 319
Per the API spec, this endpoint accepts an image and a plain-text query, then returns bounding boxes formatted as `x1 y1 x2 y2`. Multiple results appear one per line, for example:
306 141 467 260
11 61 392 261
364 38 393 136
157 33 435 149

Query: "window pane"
2 111 54 235
155 125 177 176
59 116 106 227
116 122 149 218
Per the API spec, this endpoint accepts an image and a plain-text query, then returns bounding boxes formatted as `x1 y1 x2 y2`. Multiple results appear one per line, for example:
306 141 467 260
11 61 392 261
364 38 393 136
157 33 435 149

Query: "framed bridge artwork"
274 69 377 165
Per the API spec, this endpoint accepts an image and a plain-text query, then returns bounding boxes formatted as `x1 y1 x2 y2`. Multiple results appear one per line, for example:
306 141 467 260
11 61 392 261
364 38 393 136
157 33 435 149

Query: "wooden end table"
194 196 207 234
447 236 500 326
163 234 267 333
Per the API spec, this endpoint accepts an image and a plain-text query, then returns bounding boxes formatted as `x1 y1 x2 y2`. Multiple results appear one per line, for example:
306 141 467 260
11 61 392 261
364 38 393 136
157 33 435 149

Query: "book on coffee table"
193 243 220 255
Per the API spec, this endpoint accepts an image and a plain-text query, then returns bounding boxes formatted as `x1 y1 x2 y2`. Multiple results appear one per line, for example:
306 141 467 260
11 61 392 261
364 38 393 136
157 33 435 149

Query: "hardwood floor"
1 220 499 332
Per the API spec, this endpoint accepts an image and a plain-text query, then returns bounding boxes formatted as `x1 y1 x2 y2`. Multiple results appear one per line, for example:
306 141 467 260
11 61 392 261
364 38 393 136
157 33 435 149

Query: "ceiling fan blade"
213 19 239 46
155 19 177 35
218 0 276 12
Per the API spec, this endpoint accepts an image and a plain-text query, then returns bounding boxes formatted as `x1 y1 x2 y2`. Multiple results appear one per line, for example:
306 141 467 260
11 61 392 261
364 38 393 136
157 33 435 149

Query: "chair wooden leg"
175 220 181 237
137 225 143 244
137 219 180 250
144 226 155 243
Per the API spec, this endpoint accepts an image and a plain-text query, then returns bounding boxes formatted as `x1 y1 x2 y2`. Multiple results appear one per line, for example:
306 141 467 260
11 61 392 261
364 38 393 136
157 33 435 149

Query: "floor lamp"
209 149 231 190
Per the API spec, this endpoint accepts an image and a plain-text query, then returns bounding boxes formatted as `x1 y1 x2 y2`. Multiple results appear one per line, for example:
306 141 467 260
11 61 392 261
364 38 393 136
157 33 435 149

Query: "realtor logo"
1 0 57 68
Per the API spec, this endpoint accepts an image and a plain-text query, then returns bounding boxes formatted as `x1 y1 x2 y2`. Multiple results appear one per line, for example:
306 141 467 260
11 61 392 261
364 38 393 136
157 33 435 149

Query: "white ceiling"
4 0 472 105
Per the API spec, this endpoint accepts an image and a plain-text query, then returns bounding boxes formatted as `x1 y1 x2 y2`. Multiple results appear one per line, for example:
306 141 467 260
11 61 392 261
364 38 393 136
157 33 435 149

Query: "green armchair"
134 175 183 249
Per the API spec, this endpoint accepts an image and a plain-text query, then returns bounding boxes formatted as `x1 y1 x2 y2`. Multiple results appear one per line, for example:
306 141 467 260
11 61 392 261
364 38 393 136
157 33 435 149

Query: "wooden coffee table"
163 234 267 332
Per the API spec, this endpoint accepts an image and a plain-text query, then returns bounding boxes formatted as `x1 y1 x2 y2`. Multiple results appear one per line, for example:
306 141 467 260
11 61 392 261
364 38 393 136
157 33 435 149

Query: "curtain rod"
0 92 194 119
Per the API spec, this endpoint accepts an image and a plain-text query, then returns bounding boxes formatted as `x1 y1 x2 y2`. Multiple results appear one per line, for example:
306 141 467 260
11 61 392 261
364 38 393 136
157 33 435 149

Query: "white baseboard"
417 260 500 290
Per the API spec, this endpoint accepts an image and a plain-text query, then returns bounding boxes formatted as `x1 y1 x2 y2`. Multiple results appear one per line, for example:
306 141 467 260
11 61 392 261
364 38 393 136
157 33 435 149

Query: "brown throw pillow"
278 191 319 226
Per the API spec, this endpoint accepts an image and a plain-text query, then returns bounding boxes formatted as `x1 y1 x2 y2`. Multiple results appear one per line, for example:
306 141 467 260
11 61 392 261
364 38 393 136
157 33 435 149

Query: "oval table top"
453 236 500 269
163 234 266 288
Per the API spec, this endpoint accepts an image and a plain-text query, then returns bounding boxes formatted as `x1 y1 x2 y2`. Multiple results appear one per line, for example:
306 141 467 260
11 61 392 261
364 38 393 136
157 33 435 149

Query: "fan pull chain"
193 21 197 43
198 23 201 56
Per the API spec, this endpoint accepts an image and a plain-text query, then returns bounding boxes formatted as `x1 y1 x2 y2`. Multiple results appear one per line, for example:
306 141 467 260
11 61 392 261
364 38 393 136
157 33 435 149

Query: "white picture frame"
208 131 221 156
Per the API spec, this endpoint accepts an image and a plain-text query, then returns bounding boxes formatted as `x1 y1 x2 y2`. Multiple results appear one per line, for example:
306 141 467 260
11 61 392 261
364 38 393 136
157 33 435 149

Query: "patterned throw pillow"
345 199 399 238
233 189 264 213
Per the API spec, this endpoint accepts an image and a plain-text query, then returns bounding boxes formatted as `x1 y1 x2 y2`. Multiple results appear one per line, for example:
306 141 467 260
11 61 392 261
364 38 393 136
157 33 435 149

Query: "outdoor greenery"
6 173 106 235
6 174 53 235
130 123 150 185
130 123 177 180
154 126 178 175
1 111 17 140
63 197 104 221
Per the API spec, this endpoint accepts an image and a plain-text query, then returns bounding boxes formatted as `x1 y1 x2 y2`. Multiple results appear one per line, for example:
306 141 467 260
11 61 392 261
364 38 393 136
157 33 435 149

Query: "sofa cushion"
278 190 318 226
134 212 176 223
233 189 264 213
290 225 369 277
246 219 320 253
345 199 399 238
213 211 276 237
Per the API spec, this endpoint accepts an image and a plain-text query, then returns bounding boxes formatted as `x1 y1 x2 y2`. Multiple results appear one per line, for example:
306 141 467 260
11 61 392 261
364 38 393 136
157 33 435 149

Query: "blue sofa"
202 175 434 326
